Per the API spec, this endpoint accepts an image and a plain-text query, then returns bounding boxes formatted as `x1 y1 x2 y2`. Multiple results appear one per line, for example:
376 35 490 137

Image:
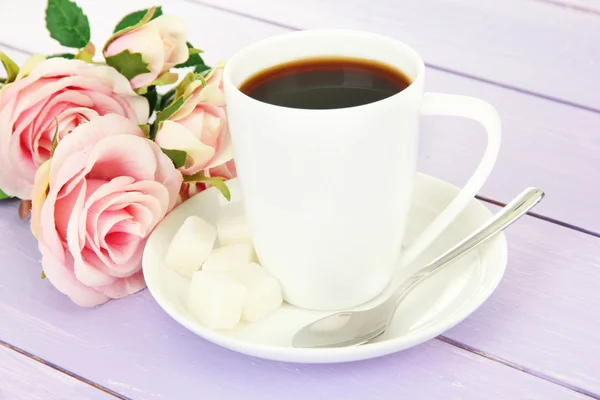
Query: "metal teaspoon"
292 187 545 348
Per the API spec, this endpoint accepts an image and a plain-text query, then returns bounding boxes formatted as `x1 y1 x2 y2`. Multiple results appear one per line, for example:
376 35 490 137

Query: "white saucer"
142 173 507 363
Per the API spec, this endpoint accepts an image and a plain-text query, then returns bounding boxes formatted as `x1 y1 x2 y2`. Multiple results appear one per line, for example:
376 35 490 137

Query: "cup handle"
400 92 502 267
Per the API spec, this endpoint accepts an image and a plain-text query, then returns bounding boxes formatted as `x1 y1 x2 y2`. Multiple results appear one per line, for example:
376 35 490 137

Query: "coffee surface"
239 57 411 110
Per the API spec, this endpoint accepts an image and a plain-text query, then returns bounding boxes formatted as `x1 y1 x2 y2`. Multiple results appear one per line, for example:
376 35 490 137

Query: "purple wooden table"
1 0 599 398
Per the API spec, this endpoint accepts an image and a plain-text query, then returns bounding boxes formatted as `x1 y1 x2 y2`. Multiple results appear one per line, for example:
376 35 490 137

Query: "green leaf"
136 71 176 95
0 188 10 200
147 71 178 87
205 178 231 201
188 48 203 56
104 7 157 52
149 125 158 141
142 86 159 116
74 42 95 62
113 6 162 33
161 148 188 169
105 49 150 80
45 0 91 48
159 88 176 110
139 123 151 138
194 63 211 75
136 86 149 96
0 51 19 83
155 95 185 124
47 53 75 59
50 118 59 157
174 71 197 99
183 172 231 201
176 43 209 69
15 54 46 80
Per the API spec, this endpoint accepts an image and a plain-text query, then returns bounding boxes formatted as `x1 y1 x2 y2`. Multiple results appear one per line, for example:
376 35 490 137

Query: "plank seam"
437 336 600 399
425 64 600 114
533 0 600 16
476 195 600 238
0 41 33 55
185 0 600 115
0 340 131 400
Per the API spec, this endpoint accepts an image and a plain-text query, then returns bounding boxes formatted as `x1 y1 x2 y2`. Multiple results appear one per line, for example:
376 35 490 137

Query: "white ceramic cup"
223 30 501 311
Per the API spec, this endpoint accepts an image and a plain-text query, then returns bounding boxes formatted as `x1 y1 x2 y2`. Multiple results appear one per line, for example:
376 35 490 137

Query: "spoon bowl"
292 306 394 348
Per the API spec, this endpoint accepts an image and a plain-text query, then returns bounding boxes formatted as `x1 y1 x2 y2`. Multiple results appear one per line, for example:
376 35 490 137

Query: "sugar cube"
216 212 253 246
230 262 283 323
187 270 247 330
202 243 256 272
165 216 217 279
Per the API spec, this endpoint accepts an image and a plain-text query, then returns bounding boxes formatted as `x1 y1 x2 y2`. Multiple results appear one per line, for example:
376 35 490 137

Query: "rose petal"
177 108 207 141
85 135 158 182
50 115 144 186
66 180 115 287
96 210 134 245
39 238 110 307
80 91 130 119
147 142 182 212
82 176 136 248
0 99 33 198
206 130 234 169
99 214 141 265
84 230 143 278
207 159 237 179
54 180 85 240
96 269 146 299
123 181 170 228
80 177 167 277
62 178 124 288
31 159 51 238
197 84 226 107
147 15 188 67
39 151 88 262
38 91 95 126
155 120 215 175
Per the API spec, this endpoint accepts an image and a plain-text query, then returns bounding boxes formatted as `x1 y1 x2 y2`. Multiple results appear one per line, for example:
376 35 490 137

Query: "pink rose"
0 57 148 200
178 159 237 203
31 114 182 307
104 15 188 89
155 62 233 177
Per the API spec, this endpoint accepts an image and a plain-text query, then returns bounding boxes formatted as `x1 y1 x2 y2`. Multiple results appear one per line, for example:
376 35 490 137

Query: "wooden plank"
0 345 115 400
0 2 599 233
445 203 600 396
192 0 600 111
0 200 591 399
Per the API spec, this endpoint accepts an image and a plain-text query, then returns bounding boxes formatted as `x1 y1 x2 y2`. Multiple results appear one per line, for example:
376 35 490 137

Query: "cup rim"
223 29 426 113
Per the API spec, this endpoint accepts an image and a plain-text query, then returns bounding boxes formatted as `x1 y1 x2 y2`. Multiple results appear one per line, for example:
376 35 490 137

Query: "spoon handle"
389 187 545 311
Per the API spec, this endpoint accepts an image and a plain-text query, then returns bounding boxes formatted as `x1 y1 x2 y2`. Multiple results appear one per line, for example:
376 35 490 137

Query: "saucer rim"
142 173 507 363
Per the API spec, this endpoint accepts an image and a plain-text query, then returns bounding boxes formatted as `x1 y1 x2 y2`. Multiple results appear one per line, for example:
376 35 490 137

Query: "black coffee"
239 57 411 110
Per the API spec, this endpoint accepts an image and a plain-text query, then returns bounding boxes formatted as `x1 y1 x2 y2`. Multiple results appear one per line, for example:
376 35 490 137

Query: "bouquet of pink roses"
0 0 235 307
